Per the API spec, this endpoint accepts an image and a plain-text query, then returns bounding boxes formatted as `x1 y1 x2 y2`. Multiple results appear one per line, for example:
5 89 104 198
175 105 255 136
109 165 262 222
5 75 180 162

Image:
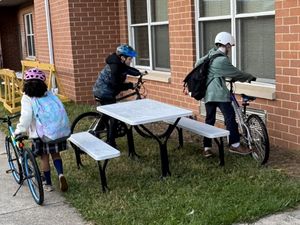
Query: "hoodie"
93 53 141 99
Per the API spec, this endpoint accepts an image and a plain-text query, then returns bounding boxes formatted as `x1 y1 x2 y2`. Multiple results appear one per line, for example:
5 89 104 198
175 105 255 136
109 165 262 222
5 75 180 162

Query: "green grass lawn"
1 102 300 225
61 102 300 225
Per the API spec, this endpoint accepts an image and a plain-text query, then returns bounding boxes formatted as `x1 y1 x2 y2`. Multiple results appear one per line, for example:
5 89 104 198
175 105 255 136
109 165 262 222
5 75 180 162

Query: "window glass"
134 26 149 66
27 36 33 56
151 0 168 22
199 0 230 17
26 15 31 34
129 0 169 71
152 25 170 69
196 0 275 82
131 0 147 24
24 13 35 57
237 0 274 14
199 20 231 56
236 16 275 81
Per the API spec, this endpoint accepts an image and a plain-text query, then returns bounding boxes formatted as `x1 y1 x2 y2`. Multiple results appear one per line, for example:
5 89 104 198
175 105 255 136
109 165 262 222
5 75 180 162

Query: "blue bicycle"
2 114 44 205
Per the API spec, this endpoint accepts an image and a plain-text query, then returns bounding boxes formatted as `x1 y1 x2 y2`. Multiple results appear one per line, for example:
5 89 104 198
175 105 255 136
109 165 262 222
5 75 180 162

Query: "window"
196 0 275 83
128 0 170 71
24 13 35 57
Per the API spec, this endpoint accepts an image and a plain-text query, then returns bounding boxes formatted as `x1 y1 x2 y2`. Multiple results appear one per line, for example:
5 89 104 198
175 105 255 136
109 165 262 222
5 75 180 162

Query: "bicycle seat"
15 134 29 142
241 94 256 102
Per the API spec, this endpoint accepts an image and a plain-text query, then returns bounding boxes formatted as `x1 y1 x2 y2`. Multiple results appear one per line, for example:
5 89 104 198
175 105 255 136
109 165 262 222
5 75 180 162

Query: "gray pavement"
0 131 299 225
0 132 91 225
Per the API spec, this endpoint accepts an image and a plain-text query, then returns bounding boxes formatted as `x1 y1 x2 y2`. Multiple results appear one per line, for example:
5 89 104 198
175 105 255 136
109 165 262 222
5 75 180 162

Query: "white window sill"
129 70 171 83
25 56 36 61
233 81 275 100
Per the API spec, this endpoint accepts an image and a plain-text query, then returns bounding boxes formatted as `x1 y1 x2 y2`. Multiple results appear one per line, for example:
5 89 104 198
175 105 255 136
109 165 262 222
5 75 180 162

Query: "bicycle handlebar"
140 70 148 76
0 113 20 123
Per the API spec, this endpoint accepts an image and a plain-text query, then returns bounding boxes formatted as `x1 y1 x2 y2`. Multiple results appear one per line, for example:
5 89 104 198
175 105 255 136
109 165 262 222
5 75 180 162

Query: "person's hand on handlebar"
248 76 256 83
140 70 148 76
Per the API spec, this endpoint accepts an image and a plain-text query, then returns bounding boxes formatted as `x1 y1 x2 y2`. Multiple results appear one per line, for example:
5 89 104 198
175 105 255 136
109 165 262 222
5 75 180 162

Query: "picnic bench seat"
165 117 229 166
68 132 120 192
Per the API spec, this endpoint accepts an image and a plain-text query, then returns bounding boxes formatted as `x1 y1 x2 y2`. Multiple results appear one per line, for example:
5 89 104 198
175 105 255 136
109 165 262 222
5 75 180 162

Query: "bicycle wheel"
23 148 44 205
247 114 270 165
71 111 106 136
5 136 23 184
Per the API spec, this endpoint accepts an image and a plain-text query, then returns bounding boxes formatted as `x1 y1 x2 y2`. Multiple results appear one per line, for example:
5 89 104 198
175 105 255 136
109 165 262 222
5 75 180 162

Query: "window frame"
195 0 275 82
24 13 35 58
127 0 170 72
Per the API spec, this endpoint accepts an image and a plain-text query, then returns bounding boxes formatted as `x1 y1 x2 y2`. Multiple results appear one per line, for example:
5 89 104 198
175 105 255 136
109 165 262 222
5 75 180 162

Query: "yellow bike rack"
0 61 69 113
0 69 23 113
21 60 70 102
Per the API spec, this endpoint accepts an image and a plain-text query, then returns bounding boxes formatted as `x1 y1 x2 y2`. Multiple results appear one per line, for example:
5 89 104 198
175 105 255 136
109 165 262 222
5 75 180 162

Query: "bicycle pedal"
6 169 13 174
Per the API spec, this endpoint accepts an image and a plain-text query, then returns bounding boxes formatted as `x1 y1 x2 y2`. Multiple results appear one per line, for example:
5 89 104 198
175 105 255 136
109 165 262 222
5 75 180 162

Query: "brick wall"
272 0 300 150
68 0 120 102
0 8 21 70
33 0 75 99
119 0 198 112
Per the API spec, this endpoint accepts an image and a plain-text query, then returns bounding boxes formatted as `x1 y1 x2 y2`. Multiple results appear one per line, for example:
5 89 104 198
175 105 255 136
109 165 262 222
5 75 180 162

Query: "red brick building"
0 0 299 151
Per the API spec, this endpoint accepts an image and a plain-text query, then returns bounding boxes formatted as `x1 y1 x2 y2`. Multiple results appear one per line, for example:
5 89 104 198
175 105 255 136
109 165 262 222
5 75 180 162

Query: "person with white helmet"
195 32 256 157
93 44 141 147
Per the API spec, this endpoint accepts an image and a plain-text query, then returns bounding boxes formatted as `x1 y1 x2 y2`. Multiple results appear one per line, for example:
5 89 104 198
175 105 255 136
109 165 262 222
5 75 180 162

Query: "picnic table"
97 99 192 177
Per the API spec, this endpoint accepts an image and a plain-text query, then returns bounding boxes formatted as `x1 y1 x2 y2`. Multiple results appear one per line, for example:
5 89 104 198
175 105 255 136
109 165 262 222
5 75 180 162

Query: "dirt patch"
177 130 300 178
267 146 300 178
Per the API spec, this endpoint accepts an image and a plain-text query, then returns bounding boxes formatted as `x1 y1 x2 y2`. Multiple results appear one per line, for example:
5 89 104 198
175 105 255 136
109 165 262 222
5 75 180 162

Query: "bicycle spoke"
247 114 270 165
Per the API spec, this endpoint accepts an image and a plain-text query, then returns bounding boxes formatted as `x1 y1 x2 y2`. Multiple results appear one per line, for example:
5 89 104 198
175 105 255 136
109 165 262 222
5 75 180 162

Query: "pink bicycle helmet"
24 68 46 81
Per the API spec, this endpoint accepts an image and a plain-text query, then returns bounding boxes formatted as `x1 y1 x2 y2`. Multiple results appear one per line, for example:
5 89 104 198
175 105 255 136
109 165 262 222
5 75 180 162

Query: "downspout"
44 0 56 90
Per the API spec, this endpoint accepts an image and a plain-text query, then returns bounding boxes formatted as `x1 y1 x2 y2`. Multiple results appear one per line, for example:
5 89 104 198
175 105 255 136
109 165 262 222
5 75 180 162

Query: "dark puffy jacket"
93 53 141 99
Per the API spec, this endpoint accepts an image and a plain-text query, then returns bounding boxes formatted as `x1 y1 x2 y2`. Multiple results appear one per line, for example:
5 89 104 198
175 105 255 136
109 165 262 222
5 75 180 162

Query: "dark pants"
204 101 240 148
99 98 117 147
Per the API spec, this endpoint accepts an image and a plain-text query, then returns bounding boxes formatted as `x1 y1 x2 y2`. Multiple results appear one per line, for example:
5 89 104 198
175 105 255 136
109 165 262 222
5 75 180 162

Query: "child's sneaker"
43 184 54 192
203 147 213 158
59 174 68 192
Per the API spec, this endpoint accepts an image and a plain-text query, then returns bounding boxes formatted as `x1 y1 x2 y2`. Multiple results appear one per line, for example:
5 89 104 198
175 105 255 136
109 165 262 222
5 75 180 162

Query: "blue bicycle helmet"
116 44 137 57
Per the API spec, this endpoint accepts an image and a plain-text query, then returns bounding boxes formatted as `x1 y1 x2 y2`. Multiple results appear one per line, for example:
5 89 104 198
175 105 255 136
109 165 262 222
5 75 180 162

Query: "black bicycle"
2 114 44 205
71 71 151 137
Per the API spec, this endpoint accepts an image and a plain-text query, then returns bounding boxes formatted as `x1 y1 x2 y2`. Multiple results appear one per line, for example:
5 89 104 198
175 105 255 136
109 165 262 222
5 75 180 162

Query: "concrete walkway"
236 207 300 225
0 132 90 225
0 131 299 225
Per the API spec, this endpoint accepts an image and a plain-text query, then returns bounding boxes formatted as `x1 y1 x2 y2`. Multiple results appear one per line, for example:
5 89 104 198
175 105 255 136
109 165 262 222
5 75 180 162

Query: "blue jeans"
203 101 240 148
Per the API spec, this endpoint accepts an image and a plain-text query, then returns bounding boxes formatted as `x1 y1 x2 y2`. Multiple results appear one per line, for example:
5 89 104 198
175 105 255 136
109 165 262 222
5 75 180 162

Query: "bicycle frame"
2 114 44 205
230 92 254 149
117 73 147 102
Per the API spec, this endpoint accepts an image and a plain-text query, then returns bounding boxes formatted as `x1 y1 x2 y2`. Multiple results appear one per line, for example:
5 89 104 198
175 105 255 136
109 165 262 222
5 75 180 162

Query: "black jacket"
93 53 141 99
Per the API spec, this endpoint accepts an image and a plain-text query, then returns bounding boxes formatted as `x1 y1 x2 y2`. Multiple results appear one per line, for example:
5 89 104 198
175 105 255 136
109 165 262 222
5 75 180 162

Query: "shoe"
229 145 252 155
43 184 54 192
59 174 68 192
203 148 213 158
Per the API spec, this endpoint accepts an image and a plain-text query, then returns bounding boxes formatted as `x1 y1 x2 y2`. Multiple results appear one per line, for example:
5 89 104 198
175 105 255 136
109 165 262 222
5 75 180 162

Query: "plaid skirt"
32 138 68 156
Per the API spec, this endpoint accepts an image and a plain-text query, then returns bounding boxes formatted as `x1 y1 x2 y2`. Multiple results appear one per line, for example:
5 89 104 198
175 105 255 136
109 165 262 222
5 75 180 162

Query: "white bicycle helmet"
215 32 235 46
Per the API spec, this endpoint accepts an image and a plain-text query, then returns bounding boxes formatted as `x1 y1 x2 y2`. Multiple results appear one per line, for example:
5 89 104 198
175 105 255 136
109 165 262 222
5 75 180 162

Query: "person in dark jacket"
93 44 141 147
195 32 256 158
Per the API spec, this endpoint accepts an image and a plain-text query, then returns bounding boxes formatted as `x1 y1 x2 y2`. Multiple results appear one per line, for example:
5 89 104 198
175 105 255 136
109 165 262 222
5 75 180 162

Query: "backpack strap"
206 53 225 88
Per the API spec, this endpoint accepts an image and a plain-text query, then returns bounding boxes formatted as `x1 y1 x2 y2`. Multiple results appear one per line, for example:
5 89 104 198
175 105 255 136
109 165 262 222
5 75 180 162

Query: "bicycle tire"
5 136 23 184
247 114 270 165
24 148 44 205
